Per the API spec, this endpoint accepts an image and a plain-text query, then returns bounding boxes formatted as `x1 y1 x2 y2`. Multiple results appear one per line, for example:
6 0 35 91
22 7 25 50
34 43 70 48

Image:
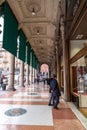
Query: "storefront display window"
71 56 87 93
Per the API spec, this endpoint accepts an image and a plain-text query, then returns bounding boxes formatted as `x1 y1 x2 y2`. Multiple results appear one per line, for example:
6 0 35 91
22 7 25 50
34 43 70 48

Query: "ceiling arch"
0 0 61 64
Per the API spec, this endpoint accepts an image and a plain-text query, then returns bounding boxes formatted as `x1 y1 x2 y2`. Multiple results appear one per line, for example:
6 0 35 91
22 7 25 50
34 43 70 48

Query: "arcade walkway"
0 83 86 130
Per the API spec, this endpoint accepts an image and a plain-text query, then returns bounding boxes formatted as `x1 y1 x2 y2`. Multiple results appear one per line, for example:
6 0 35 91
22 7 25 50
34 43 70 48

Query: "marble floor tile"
0 104 53 126
13 92 50 98
67 102 87 129
54 119 85 130
0 97 49 102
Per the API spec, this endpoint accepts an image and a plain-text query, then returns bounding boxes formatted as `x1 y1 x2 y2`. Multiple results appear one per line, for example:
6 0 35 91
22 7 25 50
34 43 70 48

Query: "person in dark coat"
50 74 61 109
48 78 53 106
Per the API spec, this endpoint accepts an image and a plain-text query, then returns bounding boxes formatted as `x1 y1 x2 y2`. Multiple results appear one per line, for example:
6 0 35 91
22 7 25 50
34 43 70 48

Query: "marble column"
28 66 30 85
34 69 37 79
60 16 70 101
33 68 35 84
56 44 61 87
20 61 24 87
7 53 15 91
25 64 29 87
48 66 51 78
50 62 54 77
29 65 33 84
29 51 33 84
51 55 56 76
54 48 57 76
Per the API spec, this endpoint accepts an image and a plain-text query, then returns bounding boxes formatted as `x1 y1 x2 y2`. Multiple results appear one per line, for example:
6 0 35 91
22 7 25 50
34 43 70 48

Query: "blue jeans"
53 96 59 108
48 93 53 104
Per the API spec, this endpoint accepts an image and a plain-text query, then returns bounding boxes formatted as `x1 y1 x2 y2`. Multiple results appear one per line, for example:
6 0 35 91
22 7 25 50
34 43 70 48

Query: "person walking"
48 78 53 106
50 74 61 109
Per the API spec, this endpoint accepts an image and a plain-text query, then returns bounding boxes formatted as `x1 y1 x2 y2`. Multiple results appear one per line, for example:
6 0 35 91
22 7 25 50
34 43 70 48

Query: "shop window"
71 56 87 93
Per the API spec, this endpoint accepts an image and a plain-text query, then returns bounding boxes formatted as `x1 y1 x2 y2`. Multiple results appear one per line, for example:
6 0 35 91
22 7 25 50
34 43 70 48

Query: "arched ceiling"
0 0 61 65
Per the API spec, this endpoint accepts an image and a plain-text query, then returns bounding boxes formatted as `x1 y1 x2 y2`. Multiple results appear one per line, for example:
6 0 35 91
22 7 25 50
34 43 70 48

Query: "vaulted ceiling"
1 0 60 65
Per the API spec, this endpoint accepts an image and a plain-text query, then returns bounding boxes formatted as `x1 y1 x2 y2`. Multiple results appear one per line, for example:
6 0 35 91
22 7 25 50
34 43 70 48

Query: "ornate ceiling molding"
33 26 45 35
5 0 60 64
25 0 41 13
17 0 46 18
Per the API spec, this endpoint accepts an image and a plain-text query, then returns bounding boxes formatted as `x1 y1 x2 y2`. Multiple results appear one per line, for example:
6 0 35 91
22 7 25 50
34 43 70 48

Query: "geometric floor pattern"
0 97 49 102
0 104 53 126
67 102 87 129
54 119 85 130
0 84 86 130
5 108 27 117
13 92 50 97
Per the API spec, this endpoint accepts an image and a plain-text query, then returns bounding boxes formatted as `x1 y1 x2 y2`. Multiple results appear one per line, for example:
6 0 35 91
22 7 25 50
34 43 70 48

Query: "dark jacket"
50 78 61 97
47 78 53 85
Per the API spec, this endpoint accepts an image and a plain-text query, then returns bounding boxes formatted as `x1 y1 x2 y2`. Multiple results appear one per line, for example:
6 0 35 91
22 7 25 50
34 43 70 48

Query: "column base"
19 85 25 87
6 87 16 91
25 84 30 88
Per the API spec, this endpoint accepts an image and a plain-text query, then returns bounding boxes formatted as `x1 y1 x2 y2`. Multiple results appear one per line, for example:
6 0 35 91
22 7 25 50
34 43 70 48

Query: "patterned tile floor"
0 104 53 126
0 83 86 130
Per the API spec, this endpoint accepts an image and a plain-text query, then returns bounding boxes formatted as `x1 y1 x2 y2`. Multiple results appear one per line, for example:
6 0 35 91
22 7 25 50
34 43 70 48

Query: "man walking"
50 74 61 109
48 77 53 106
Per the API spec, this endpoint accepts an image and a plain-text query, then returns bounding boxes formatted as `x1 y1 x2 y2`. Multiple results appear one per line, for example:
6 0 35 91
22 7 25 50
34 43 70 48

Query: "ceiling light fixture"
32 8 36 16
37 30 40 35
39 40 42 45
59 0 61 4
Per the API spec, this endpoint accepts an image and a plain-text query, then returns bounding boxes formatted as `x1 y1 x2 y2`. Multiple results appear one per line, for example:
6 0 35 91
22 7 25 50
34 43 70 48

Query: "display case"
71 56 87 107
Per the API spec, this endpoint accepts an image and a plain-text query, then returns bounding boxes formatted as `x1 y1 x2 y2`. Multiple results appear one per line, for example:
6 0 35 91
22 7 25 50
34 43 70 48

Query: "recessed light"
32 8 36 16
37 30 40 35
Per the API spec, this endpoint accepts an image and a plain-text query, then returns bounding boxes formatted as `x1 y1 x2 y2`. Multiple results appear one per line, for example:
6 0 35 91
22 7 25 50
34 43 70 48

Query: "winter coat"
50 78 61 97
